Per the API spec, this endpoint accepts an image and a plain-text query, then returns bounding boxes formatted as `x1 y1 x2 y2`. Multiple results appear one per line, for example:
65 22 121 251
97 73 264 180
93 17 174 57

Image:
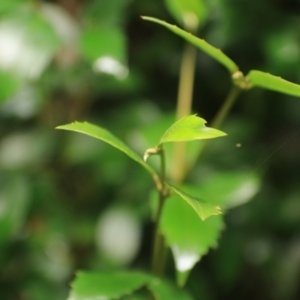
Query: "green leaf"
82 0 129 26
0 71 22 104
56 122 157 177
142 16 238 74
0 175 30 249
247 70 300 97
0 7 60 79
164 0 208 28
159 115 226 145
160 195 224 286
148 278 194 300
80 26 128 79
166 183 222 221
0 0 23 14
68 271 152 300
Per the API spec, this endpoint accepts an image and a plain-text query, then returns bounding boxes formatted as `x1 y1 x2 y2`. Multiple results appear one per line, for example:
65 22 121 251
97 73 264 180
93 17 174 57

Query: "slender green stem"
151 146 167 275
211 85 241 129
172 41 197 183
190 85 242 167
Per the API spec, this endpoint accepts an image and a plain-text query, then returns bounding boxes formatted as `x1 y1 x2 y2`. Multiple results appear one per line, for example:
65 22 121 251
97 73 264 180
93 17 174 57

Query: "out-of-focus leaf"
56 122 157 177
83 0 129 26
159 115 226 145
80 27 128 79
68 271 151 300
263 28 300 73
142 16 238 74
0 130 53 170
0 71 21 103
161 195 224 286
164 0 208 29
122 294 149 300
247 70 300 98
166 183 222 221
95 208 142 266
0 85 42 117
0 0 23 14
148 278 194 300
190 172 261 210
0 175 30 249
0 7 60 79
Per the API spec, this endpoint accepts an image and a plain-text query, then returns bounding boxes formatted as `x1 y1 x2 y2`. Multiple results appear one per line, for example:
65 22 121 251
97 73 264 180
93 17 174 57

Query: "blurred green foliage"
1 0 300 299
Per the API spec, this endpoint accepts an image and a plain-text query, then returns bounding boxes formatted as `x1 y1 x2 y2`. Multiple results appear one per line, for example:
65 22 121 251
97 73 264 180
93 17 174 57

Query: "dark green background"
1 0 300 299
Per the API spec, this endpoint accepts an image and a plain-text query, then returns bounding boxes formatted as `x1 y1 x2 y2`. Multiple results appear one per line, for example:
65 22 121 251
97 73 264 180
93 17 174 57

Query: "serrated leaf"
164 0 208 28
247 70 300 97
56 122 156 177
160 195 224 286
142 16 238 74
148 278 194 300
166 183 221 221
159 115 226 145
68 271 152 300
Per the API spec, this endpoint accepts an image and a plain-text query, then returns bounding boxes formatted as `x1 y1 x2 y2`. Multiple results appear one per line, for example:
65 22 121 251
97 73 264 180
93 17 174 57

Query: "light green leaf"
160 195 224 286
142 16 238 74
56 122 156 177
247 70 300 97
164 0 208 29
166 183 221 221
148 278 194 300
68 271 152 300
0 71 21 104
159 115 226 145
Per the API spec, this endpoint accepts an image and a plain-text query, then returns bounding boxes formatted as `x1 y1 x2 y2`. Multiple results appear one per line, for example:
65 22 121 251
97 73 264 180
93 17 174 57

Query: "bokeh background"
1 0 300 299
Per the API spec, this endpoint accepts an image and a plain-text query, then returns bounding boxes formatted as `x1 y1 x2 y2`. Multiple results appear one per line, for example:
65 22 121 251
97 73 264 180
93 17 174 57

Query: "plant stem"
211 85 241 129
191 85 242 166
151 147 167 275
172 41 197 183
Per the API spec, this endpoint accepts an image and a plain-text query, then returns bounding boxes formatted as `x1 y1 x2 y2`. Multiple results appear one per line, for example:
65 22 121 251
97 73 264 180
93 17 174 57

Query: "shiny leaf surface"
56 122 156 176
159 115 226 145
167 183 222 221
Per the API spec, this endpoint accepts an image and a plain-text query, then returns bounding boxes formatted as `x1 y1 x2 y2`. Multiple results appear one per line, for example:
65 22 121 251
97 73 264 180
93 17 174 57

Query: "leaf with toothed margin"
142 16 238 74
166 183 222 221
160 194 224 287
67 271 152 300
247 70 300 98
148 277 194 300
56 122 156 177
158 115 226 146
